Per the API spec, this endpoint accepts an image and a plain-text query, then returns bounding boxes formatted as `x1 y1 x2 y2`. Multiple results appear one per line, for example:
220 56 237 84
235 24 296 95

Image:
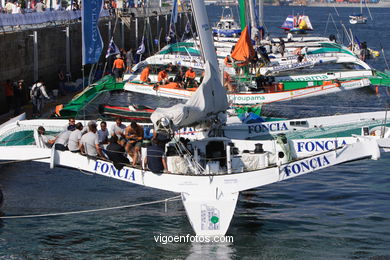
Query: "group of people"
38 117 169 173
140 64 203 90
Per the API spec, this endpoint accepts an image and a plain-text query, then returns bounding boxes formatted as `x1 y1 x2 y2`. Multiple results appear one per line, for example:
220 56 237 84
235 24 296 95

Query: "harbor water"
0 6 390 259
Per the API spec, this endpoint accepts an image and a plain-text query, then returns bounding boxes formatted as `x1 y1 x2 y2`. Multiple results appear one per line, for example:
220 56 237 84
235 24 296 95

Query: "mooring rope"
0 195 182 219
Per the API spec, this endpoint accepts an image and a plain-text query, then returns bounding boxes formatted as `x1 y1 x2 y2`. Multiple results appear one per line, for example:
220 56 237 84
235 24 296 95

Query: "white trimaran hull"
0 140 381 236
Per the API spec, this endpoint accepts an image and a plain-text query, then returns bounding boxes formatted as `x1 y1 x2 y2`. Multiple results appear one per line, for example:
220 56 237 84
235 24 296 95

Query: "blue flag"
136 37 145 55
105 39 120 58
82 0 104 65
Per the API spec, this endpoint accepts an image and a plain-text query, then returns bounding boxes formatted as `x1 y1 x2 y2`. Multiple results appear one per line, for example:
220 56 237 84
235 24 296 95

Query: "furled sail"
150 61 228 129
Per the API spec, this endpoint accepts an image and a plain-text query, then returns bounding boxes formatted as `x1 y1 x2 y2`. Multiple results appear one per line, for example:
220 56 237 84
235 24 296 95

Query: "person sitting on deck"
97 121 109 146
144 133 169 174
64 117 76 130
112 54 125 83
140 65 151 83
124 121 144 167
105 135 130 170
54 125 75 151
67 123 84 152
184 67 197 89
110 117 126 146
174 68 184 88
37 126 55 148
79 121 103 158
157 68 169 85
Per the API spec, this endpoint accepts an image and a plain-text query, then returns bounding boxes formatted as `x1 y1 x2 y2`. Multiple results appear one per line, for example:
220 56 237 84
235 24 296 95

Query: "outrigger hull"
0 139 380 236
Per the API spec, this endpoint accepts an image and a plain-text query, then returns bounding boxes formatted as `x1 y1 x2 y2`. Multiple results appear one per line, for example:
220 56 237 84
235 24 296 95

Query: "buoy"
375 85 379 95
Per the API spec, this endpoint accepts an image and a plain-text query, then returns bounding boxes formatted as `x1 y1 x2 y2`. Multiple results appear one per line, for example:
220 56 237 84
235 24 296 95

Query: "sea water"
0 6 390 260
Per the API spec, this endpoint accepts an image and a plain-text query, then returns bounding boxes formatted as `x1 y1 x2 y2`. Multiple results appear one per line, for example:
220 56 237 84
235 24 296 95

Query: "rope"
0 156 51 165
0 195 181 219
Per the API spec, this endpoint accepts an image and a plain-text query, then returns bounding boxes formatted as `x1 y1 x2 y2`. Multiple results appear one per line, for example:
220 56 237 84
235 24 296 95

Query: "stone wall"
0 10 191 114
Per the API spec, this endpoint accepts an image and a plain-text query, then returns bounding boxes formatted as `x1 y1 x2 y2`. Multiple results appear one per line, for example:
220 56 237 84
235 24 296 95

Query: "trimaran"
1 0 390 236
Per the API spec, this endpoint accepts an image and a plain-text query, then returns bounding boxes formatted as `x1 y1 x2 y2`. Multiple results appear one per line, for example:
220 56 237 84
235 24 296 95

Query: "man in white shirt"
80 121 103 157
97 121 109 145
30 79 50 118
54 125 75 151
68 123 83 152
110 117 126 146
37 126 55 148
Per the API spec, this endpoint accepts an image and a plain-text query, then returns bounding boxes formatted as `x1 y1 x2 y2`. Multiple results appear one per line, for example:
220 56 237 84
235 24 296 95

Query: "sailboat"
0 0 388 237
280 14 314 34
349 0 368 24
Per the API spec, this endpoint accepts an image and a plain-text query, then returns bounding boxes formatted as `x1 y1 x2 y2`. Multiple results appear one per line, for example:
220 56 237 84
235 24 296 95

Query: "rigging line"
0 196 182 219
0 156 51 165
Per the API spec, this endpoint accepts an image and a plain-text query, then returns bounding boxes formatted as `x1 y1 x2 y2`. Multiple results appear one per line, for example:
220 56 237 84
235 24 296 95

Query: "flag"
105 39 120 58
136 37 145 55
171 0 178 24
184 20 191 34
82 0 104 65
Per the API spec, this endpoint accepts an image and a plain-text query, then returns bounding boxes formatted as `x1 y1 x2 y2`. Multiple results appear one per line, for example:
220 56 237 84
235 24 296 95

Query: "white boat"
124 77 370 105
0 116 385 236
212 6 241 37
349 0 369 24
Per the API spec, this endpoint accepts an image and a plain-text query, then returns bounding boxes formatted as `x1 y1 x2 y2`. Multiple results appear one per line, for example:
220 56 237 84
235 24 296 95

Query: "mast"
238 0 247 30
190 0 219 74
259 0 264 27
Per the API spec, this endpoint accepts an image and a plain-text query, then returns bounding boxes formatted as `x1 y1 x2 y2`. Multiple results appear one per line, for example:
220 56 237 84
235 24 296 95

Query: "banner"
82 0 104 65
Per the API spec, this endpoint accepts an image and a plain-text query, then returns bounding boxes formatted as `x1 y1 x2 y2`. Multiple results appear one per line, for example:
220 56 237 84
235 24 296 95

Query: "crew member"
145 134 169 173
124 121 144 166
80 121 103 158
105 135 130 170
68 122 83 152
140 64 151 83
110 117 126 146
112 54 125 82
157 68 169 85
184 67 197 88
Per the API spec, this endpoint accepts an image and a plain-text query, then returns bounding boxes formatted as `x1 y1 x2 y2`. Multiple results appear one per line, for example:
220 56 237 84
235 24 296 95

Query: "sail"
231 26 255 64
280 15 294 30
150 61 228 129
300 15 313 30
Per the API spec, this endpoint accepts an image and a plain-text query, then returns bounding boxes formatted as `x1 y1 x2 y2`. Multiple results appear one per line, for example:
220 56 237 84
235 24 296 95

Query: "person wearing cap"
68 123 83 152
112 54 125 83
80 121 103 157
144 133 169 174
105 135 130 170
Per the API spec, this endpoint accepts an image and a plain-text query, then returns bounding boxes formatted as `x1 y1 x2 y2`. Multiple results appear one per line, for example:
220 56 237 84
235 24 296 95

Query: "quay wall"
0 8 191 114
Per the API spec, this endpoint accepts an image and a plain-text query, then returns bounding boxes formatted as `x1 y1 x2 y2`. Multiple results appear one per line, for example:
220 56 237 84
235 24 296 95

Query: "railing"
0 10 110 28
